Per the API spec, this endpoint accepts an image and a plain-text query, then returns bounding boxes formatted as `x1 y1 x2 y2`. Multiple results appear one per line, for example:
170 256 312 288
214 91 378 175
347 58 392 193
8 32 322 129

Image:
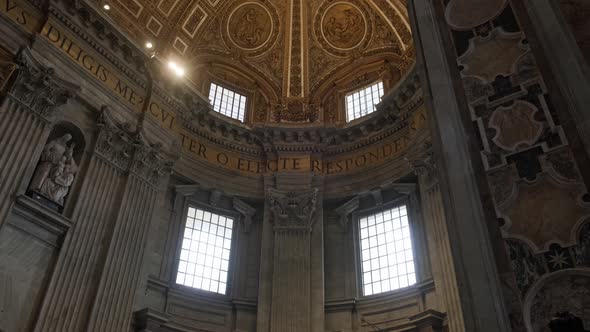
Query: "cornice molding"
38 0 426 160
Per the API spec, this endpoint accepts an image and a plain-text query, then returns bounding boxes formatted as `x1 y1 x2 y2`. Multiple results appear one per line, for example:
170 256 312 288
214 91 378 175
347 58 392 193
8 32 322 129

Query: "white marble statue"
29 134 77 205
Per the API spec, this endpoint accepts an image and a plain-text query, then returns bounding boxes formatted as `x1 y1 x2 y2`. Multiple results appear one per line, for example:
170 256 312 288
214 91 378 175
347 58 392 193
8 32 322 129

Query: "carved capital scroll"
8 48 79 121
267 188 318 231
95 108 136 171
95 107 178 185
334 196 360 230
233 198 256 232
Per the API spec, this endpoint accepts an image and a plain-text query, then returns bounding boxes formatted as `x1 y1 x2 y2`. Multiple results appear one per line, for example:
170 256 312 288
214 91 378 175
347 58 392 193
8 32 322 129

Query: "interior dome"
101 0 414 126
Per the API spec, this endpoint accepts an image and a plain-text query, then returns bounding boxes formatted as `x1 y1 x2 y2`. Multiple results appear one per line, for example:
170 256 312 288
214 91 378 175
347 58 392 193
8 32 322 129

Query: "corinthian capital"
8 48 79 121
267 188 318 231
95 107 178 184
129 140 178 186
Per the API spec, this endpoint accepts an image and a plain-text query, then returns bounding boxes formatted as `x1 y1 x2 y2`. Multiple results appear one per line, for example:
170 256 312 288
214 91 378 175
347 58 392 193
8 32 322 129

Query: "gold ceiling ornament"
225 2 279 55
315 0 372 56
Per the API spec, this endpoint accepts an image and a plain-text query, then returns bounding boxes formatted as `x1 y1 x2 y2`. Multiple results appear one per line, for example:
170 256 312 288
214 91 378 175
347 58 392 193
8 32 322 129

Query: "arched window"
357 203 417 296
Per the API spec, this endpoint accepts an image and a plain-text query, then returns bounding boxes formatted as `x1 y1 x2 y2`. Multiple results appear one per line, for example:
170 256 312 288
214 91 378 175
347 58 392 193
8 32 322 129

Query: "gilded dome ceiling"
100 0 414 125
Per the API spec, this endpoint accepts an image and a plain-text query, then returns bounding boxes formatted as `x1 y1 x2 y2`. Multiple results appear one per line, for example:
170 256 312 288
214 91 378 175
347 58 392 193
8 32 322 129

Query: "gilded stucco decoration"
314 0 372 57
102 0 413 125
225 2 278 54
321 3 366 50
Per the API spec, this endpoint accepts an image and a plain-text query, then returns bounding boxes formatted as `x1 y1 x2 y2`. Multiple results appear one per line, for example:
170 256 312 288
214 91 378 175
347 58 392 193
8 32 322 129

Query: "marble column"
0 48 78 229
408 1 511 330
34 109 176 331
265 187 318 332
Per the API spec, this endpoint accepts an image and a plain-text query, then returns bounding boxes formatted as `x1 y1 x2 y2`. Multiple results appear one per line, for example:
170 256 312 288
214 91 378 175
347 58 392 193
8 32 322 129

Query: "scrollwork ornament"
129 142 176 186
95 108 135 171
267 188 318 231
9 48 79 121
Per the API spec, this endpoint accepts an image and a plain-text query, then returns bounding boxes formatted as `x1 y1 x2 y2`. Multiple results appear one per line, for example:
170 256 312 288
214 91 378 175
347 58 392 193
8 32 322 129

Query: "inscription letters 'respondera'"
0 0 424 176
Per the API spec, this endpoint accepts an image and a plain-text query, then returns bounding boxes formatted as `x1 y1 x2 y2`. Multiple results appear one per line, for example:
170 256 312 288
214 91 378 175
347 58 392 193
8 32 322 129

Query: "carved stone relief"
267 188 318 230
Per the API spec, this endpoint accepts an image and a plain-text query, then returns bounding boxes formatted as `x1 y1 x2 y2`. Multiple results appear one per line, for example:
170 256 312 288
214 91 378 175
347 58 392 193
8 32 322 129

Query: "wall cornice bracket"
334 196 360 230
233 198 256 233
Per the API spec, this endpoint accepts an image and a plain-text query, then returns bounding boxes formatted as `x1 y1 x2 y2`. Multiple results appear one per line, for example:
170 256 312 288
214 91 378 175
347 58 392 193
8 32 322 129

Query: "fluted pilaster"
86 174 158 331
0 48 78 229
270 229 311 332
34 109 176 331
267 188 318 331
87 116 176 331
408 142 465 331
34 156 125 331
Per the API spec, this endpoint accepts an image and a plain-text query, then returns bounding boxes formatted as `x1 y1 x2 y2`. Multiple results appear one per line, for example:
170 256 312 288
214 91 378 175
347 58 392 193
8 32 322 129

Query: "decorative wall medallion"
459 30 527 82
445 0 507 30
505 176 590 250
315 0 372 56
322 3 366 50
227 2 274 51
489 101 543 152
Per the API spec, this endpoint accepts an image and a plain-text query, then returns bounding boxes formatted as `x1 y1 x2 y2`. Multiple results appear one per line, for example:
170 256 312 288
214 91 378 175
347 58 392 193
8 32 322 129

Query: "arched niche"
523 268 590 331
26 121 86 212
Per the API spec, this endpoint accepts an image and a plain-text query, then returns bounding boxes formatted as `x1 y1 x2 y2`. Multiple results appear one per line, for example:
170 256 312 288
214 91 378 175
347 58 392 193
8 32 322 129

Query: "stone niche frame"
522 268 590 332
168 185 244 303
26 121 87 213
350 184 429 300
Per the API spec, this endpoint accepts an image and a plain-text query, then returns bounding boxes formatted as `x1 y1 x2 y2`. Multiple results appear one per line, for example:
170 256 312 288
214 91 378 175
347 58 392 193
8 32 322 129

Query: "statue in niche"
29 134 77 206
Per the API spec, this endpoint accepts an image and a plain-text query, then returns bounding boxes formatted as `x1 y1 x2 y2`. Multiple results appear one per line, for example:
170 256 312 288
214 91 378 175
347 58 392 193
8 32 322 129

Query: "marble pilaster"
408 0 511 330
0 48 78 229
33 109 176 331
